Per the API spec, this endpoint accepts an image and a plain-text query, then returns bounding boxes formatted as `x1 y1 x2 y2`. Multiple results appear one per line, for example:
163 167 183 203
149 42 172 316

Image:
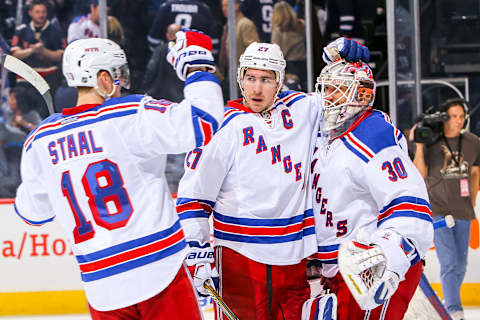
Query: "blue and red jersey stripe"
313 244 339 264
191 106 219 147
341 132 375 163
176 197 214 220
378 196 432 226
24 102 141 151
212 209 315 244
76 220 186 282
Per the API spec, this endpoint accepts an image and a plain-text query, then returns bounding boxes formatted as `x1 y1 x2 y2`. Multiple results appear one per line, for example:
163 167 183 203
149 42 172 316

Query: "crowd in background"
0 0 377 198
4 0 477 200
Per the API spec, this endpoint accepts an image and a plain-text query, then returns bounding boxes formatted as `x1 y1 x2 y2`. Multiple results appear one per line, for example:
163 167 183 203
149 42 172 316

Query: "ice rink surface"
1 308 480 319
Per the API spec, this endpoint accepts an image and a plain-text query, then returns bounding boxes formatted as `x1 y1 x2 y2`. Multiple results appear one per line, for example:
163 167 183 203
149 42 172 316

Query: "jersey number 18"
61 159 133 243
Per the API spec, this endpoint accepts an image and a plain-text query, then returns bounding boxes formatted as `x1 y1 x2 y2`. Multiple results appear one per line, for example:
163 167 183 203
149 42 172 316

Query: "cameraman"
413 98 480 320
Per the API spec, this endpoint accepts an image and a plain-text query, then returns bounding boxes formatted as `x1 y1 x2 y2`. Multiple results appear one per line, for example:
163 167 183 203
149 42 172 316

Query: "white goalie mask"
316 60 376 131
63 38 130 91
237 42 286 97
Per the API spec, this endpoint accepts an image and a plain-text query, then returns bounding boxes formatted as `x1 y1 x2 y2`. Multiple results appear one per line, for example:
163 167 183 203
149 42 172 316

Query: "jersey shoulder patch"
341 110 400 163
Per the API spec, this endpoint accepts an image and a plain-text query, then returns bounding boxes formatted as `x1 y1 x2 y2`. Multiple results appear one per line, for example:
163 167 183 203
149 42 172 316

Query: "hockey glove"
166 29 216 81
322 37 370 64
338 240 400 310
185 241 219 297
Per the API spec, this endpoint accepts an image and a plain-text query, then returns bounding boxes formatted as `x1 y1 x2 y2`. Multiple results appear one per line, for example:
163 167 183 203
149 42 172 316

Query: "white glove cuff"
370 229 411 280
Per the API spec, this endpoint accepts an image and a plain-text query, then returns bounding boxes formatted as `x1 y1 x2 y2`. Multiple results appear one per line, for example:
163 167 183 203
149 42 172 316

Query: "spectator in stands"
107 12 124 46
219 0 259 93
413 98 480 320
147 0 218 55
271 1 307 90
0 86 42 198
0 1 17 39
0 32 10 193
67 0 124 45
67 0 102 43
7 86 42 135
11 0 65 93
240 0 278 42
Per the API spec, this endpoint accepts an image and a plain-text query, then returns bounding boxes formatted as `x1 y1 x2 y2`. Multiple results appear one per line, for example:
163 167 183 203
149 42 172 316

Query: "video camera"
413 107 449 145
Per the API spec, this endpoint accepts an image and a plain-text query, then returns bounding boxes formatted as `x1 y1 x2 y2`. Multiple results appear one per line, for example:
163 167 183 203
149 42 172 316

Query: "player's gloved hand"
322 37 370 64
185 241 218 297
338 240 400 310
193 262 219 296
370 268 400 307
338 228 412 310
166 29 216 81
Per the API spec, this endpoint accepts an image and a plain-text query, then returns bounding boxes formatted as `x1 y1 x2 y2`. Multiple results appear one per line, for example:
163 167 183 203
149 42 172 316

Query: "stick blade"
1 54 55 115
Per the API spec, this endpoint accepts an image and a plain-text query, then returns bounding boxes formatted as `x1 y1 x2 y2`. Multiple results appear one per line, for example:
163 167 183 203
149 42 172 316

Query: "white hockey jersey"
311 109 434 278
14 72 223 311
177 91 320 265
67 15 100 44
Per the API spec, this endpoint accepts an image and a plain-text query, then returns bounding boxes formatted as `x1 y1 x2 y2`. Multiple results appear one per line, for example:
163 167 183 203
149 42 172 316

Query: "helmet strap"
94 83 117 101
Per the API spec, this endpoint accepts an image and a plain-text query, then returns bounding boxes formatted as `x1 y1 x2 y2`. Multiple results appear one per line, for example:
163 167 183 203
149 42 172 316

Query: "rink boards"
0 199 479 315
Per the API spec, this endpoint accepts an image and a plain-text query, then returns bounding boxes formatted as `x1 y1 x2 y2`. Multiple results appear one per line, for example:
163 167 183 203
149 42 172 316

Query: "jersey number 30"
61 159 133 243
382 157 408 182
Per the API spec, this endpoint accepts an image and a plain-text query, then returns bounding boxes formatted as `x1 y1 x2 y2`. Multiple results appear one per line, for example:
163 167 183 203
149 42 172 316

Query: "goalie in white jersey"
311 59 434 319
14 31 223 319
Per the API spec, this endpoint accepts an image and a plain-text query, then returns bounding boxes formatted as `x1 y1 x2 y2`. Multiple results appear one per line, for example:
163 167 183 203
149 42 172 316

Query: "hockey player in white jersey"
14 31 223 319
176 39 369 319
311 59 434 320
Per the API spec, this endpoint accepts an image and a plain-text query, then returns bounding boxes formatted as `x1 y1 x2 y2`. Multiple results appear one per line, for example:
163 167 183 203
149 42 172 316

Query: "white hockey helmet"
316 60 376 130
237 42 286 94
63 38 130 89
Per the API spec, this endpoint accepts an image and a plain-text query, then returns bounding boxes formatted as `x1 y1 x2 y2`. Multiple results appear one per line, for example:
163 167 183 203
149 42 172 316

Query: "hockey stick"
0 54 55 115
203 282 239 320
412 214 454 319
417 273 453 320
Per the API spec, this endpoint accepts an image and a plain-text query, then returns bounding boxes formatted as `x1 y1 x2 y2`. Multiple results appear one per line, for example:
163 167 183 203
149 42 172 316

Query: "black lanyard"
442 134 463 167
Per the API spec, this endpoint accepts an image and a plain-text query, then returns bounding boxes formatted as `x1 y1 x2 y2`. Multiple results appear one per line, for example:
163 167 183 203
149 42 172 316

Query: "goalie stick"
0 54 55 115
404 215 455 320
415 273 453 320
203 282 239 320
412 214 454 319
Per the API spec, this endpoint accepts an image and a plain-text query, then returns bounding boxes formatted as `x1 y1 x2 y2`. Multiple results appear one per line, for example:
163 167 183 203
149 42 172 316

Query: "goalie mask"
316 60 376 131
237 42 286 99
63 38 130 93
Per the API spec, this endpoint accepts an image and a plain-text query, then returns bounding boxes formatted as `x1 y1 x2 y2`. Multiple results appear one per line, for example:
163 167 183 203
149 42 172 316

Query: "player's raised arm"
135 30 223 154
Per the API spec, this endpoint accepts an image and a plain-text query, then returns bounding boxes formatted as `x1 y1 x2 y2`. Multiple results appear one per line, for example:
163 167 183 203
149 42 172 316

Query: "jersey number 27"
61 159 133 244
